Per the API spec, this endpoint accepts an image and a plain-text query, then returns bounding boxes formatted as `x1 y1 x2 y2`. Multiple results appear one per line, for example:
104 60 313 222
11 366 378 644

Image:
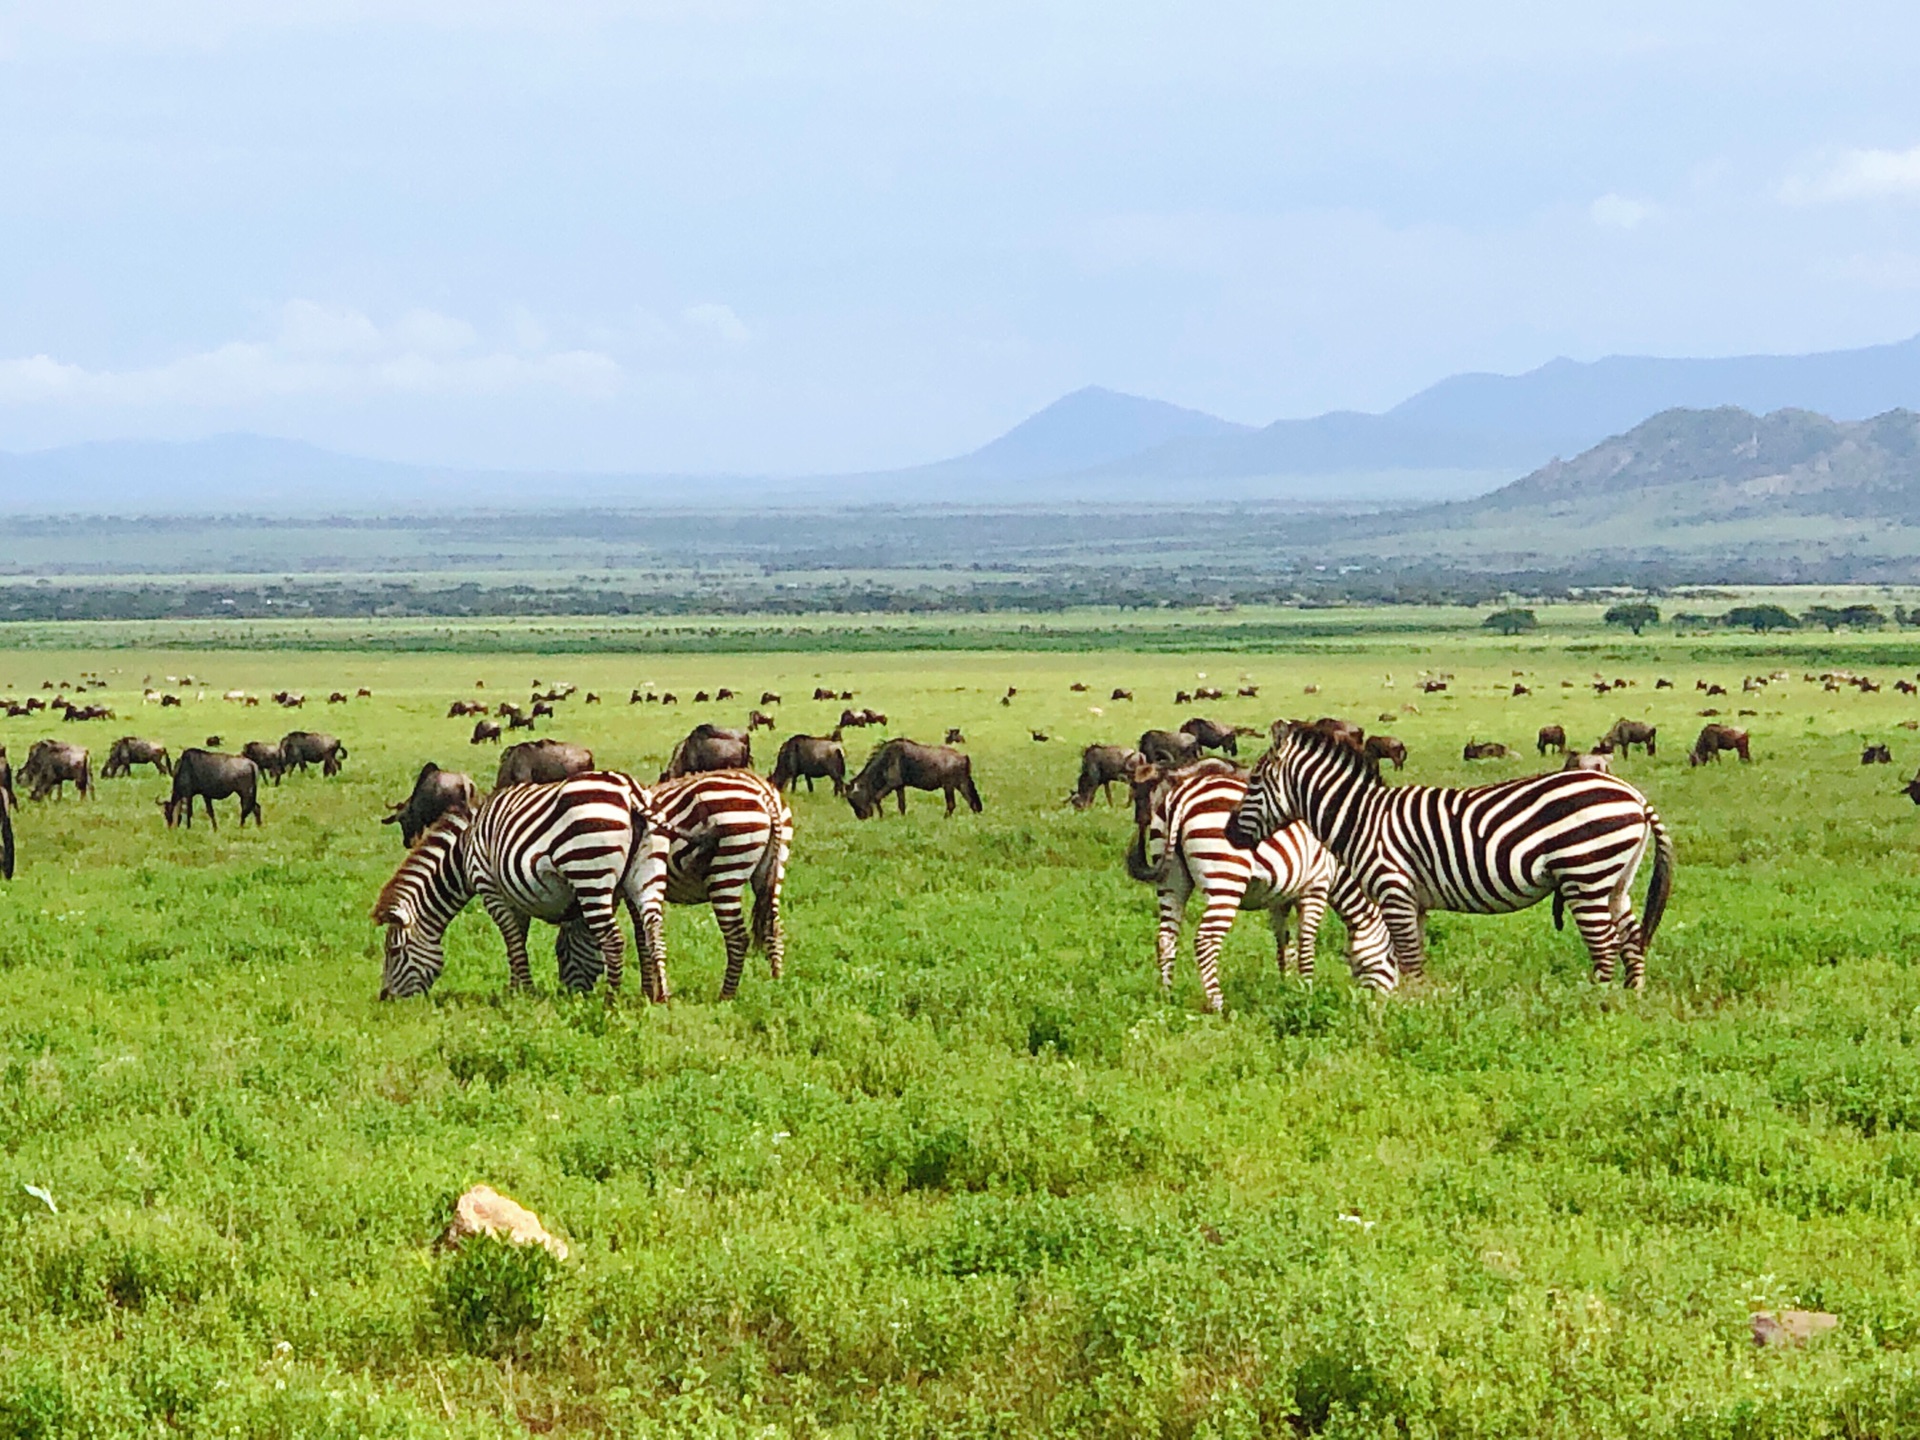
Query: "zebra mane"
371 807 471 921
1279 720 1383 785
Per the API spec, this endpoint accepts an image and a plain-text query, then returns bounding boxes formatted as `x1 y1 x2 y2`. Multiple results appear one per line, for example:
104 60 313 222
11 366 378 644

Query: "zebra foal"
373 771 651 999
1126 758 1396 1009
626 769 792 1002
1225 722 1674 988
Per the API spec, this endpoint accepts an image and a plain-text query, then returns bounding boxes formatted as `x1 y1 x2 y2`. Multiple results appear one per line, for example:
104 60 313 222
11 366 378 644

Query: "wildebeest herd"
7 657 1918 1013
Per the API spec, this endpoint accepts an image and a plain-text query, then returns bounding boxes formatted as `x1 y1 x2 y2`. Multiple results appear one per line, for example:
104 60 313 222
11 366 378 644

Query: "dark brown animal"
381 762 477 845
1173 690 1192 705
1071 744 1137 809
1111 688 1133 701
102 737 173 779
846 739 982 818
158 749 261 830
495 739 595 787
760 691 780 706
1689 724 1750 766
1364 734 1407 770
945 727 965 745
1462 740 1515 760
769 734 847 796
747 710 776 731
1863 743 1893 766
20 741 92 801
280 731 347 777
159 694 182 708
1537 724 1567 756
470 719 503 744
1237 686 1259 698
1138 729 1203 767
1599 719 1657 757
662 724 753 779
328 692 349 704
242 741 286 784
1180 717 1242 756
813 687 837 701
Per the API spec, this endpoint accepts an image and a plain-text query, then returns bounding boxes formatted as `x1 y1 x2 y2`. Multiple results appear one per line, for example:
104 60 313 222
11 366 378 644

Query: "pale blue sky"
4 1 1920 473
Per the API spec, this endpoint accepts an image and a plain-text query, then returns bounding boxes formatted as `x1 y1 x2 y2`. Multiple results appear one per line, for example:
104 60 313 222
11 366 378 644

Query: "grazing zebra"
1225 722 1674 988
628 769 791 1003
373 771 651 999
1125 758 1395 1009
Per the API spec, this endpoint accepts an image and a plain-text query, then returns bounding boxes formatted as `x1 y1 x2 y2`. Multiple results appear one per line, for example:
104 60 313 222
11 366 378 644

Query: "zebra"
1125 758 1395 1009
372 771 652 999
627 769 792 1002
1224 722 1675 988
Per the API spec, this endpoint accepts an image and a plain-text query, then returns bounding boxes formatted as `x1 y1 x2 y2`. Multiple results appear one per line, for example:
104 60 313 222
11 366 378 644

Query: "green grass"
2 619 1920 1436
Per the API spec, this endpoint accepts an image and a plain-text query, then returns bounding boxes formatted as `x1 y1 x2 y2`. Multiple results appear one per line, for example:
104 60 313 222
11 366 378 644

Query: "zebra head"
372 811 473 999
1225 739 1296 851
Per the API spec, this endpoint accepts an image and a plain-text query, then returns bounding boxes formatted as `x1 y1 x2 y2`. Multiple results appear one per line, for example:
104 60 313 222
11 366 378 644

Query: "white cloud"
1589 193 1655 229
681 302 751 345
0 301 624 408
1780 145 1920 205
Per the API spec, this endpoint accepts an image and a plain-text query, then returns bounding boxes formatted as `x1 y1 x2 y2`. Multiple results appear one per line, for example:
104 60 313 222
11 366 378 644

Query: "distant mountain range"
8 332 1920 513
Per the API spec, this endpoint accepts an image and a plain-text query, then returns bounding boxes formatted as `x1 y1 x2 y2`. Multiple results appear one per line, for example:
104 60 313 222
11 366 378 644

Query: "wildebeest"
1030 730 1050 743
1863 743 1894 766
328 692 349 704
506 709 535 731
447 700 487 717
102 736 174 779
1111 688 1133 701
529 701 555 722
694 690 712 703
20 741 92 801
760 691 781 706
1237 685 1260 698
812 687 837 701
1194 686 1223 702
281 731 347 777
1174 690 1193 705
495 738 595 787
747 710 776 731
1180 717 1245 756
663 724 753 779
1564 750 1612 773
1364 734 1407 770
158 749 262 829
242 740 286 784
1294 716 1365 751
1688 723 1750 766
381 762 477 845
839 707 887 729
470 719 503 744
1071 743 1138 809
1463 740 1515 760
769 734 847 796
0 746 13 812
273 691 305 708
1138 729 1203 767
945 728 965 744
1598 719 1657 757
846 739 983 818
1537 724 1568 756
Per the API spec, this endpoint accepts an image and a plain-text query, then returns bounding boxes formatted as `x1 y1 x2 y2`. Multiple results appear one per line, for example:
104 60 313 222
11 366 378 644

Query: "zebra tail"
1641 808 1676 947
1552 890 1565 930
1123 824 1166 884
0 787 13 880
748 820 787 955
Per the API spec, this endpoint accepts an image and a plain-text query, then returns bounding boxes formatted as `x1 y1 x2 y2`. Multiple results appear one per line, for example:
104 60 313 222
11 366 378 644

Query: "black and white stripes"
1226 723 1674 988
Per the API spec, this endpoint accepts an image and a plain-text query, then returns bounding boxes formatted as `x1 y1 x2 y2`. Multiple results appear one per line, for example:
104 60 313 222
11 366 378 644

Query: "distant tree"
1482 608 1538 636
1841 604 1887 629
1897 605 1920 629
1727 604 1799 633
1802 606 1844 632
1604 602 1661 635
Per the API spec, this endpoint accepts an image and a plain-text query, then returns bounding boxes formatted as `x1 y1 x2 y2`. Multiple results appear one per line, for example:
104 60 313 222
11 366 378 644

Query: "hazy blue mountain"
914 385 1251 481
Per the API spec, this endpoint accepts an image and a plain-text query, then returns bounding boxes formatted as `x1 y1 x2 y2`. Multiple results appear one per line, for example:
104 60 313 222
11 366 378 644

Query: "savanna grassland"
4 607 1920 1438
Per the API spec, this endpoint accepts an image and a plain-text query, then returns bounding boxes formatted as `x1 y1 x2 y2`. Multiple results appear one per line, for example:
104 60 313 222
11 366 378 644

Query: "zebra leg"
576 892 625 995
712 884 751 999
1265 900 1292 978
1567 894 1623 985
1292 887 1329 984
481 895 536 990
1193 898 1236 1013
1156 869 1192 992
1379 886 1427 978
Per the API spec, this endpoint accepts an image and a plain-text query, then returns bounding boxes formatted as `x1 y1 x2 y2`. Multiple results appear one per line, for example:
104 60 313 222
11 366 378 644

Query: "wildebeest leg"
896 786 907 816
943 786 956 816
481 895 536 990
1191 893 1235 1013
1378 883 1425 979
1156 867 1192 992
203 795 218 831
712 883 751 999
803 774 814 793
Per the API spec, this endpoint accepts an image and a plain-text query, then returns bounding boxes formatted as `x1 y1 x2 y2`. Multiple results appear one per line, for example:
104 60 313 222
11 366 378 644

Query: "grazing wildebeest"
584 692 600 704
274 691 306 708
747 710 776 732
328 692 349 704
1364 734 1407 771
1030 730 1050 743
1071 743 1138 809
813 687 837 701
1237 685 1260 698
357 688 373 698
1689 723 1751 766
242 740 287 785
1070 682 1088 693
381 762 477 845
1180 717 1244 756
760 691 781 706
716 688 736 701
495 738 595 787
1706 684 1727 696
945 727 965 745
1422 680 1447 693
769 733 847 796
505 709 536 731
1463 740 1515 760
1174 690 1193 705
663 724 753 779
281 731 347 777
1598 719 1657 758
1111 688 1133 701
102 736 173 779
160 694 183 708
529 701 555 722
158 749 262 830
694 690 712 703
1195 686 1223 702
1537 725 1568 756
846 739 983 818
1138 729 1203 767
470 719 503 744
21 741 92 801
1863 743 1894 766
1564 751 1612 773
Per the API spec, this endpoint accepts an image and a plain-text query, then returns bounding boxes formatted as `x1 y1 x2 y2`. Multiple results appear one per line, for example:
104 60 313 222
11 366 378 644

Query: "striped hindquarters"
1153 765 1333 912
642 768 789 909
465 771 651 920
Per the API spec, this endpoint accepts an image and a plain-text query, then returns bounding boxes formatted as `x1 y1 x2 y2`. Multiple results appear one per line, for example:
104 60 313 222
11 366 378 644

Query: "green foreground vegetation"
3 608 1920 1436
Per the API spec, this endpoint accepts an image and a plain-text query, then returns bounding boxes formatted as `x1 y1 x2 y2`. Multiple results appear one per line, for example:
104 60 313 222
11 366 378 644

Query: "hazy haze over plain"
5 1 1920 475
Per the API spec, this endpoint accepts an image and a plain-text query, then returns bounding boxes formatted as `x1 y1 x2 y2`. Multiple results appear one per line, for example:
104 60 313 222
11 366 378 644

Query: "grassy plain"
3 610 1920 1436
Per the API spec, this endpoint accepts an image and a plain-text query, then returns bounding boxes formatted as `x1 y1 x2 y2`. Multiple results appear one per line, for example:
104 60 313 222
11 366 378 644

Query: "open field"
4 613 1920 1436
